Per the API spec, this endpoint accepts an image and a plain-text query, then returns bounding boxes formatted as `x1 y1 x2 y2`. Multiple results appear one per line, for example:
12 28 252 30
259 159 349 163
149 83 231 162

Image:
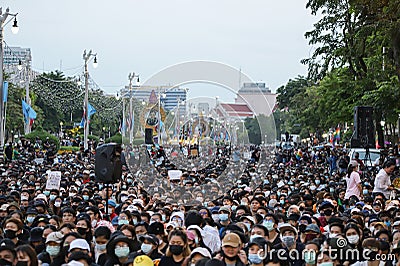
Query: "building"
3 46 35 85
120 85 187 114
235 82 276 116
214 103 254 121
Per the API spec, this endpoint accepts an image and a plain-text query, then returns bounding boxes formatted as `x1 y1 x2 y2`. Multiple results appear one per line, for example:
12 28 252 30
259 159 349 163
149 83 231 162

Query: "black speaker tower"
351 106 375 148
145 128 153 144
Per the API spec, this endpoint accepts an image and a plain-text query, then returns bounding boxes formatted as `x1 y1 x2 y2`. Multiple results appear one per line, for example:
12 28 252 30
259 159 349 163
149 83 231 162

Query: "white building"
235 82 276 116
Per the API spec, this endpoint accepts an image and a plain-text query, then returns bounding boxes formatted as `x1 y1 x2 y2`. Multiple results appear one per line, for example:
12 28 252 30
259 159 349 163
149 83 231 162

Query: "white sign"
46 171 62 190
277 180 285 188
244 152 251 159
168 170 182 180
34 158 44 164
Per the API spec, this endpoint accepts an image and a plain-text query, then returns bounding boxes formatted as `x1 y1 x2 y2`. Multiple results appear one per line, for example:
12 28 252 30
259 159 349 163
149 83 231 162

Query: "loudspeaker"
145 128 153 144
352 106 375 148
95 143 122 183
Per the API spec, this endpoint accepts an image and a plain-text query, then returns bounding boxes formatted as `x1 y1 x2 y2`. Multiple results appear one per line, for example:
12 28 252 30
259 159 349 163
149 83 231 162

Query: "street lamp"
82 49 97 151
128 72 139 144
0 8 18 148
158 91 166 144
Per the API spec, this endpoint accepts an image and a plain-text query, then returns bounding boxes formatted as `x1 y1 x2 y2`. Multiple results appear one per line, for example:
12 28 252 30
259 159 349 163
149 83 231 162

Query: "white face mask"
347 235 359 244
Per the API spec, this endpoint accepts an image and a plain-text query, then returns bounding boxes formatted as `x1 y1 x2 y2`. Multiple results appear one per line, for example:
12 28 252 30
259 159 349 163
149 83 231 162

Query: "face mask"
92 219 98 228
69 193 76 197
46 245 60 257
132 218 138 225
43 191 50 196
324 209 333 216
120 196 128 202
248 253 263 264
263 220 275 231
244 223 251 231
385 221 391 227
16 261 28 266
141 243 153 254
363 189 368 195
304 250 316 264
330 188 335 193
250 234 263 242
118 219 129 225
169 245 184 255
115 246 130 258
95 243 107 251
310 185 316 191
21 196 29 201
315 180 320 185
231 206 237 212
240 201 247 206
329 233 338 238
277 191 281 197
196 197 204 202
49 195 57 201
127 178 133 184
347 235 359 244
305 233 317 242
281 235 295 247
218 213 229 222
369 226 375 234
0 258 13 266
318 262 333 266
54 202 61 207
212 214 219 222
83 195 89 201
161 215 166 222
27 216 35 224
280 199 285 205
76 227 87 236
4 229 18 239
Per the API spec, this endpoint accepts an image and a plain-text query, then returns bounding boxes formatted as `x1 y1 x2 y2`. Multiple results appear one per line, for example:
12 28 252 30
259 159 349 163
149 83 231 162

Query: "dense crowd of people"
0 137 400 266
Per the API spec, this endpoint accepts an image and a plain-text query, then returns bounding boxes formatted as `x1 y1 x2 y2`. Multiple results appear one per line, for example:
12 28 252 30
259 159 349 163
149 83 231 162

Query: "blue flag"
22 99 37 123
3 82 8 103
80 102 96 128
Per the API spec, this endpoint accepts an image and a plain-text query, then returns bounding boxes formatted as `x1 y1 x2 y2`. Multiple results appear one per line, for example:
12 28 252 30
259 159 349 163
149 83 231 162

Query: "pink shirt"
345 171 361 199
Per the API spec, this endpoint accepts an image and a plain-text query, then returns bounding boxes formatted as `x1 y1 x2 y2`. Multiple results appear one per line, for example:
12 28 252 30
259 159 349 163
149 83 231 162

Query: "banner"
46 171 62 190
3 82 8 103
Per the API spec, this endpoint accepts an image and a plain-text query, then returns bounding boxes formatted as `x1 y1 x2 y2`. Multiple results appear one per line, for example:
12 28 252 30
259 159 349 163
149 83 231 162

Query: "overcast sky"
2 0 317 102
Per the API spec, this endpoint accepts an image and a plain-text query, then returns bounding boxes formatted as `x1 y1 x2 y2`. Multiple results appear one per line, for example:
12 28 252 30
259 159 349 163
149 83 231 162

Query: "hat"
210 206 220 213
133 255 153 266
108 199 117 207
305 224 320 234
221 233 241 248
29 227 44 242
132 199 144 207
46 232 64 244
35 194 48 203
0 238 15 256
278 223 298 235
83 170 90 175
148 222 164 235
190 247 212 258
393 221 400 227
139 234 159 246
219 206 231 213
107 235 135 254
69 239 90 252
303 194 313 201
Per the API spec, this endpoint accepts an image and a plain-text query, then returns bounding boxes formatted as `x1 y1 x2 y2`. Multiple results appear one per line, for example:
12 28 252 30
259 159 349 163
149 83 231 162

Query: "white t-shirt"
345 171 361 199
373 168 391 198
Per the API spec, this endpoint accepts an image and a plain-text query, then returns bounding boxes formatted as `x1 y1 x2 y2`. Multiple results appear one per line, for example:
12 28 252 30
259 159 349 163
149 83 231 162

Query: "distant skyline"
2 0 318 103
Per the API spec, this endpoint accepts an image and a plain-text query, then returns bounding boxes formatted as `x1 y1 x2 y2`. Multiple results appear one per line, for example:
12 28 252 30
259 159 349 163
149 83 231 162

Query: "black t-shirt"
158 256 185 266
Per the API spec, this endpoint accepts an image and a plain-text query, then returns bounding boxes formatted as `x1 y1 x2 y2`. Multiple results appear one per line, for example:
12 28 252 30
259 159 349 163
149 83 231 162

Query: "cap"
148 222 164 235
133 255 153 266
319 201 334 210
190 247 212 258
349 160 359 167
221 233 241 248
108 199 117 207
69 239 90 252
278 223 298 235
139 234 159 246
46 231 64 244
240 215 255 225
287 213 301 222
35 194 48 203
219 206 231 213
83 170 90 175
0 238 15 255
248 236 268 249
305 224 320 234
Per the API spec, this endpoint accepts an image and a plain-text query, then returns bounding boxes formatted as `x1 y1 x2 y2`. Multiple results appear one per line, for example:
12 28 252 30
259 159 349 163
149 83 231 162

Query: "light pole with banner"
82 50 97 150
0 8 18 148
